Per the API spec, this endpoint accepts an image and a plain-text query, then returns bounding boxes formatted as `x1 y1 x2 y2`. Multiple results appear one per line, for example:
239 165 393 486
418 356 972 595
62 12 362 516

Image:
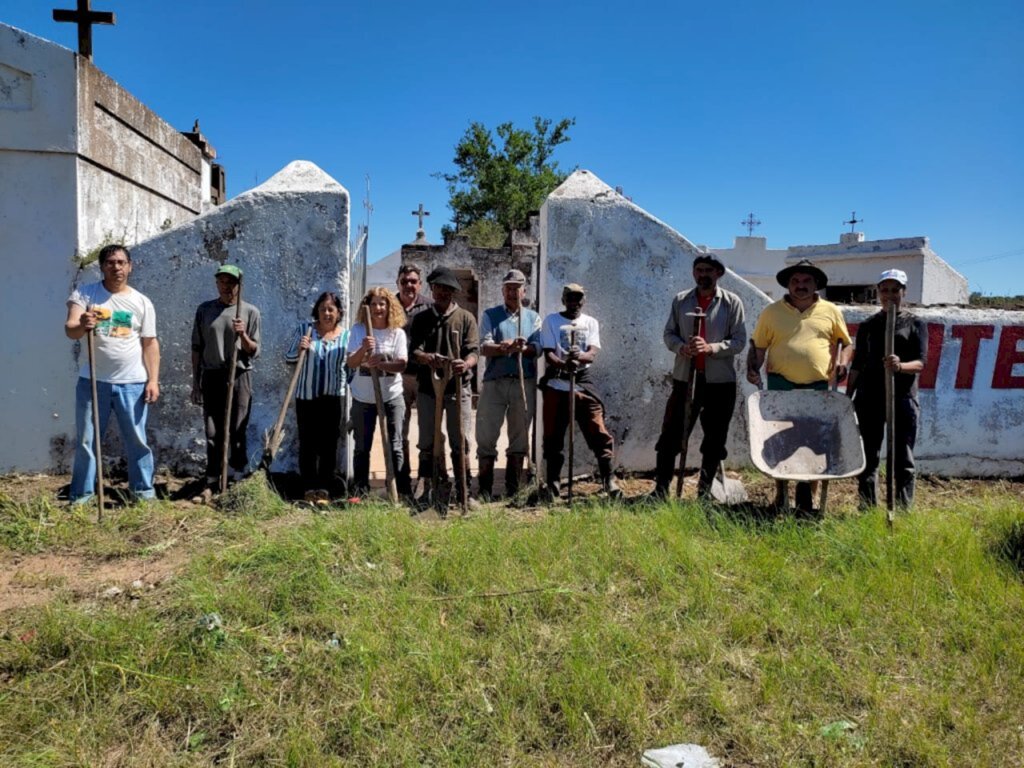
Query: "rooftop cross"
411 203 430 231
740 212 761 236
52 0 116 61
844 211 863 232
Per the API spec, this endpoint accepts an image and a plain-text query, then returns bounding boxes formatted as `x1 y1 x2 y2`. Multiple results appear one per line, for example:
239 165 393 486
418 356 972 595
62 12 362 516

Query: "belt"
357 370 395 378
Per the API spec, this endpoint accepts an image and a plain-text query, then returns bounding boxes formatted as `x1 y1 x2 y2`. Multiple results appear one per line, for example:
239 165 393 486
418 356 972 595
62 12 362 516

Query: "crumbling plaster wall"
129 161 349 473
540 170 770 473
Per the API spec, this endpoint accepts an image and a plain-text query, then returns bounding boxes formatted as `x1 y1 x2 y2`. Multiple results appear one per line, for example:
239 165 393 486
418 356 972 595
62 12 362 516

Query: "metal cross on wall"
741 212 762 236
411 203 430 231
844 211 863 232
52 0 116 61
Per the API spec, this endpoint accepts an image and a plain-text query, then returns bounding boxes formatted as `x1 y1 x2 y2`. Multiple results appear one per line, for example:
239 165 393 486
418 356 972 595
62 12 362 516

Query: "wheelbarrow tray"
747 390 865 482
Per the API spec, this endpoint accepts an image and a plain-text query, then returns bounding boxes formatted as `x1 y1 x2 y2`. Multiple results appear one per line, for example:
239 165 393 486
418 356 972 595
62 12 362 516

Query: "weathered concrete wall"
130 161 349 473
539 170 771 474
1 26 81 473
843 306 1024 476
0 23 217 473
541 170 1024 478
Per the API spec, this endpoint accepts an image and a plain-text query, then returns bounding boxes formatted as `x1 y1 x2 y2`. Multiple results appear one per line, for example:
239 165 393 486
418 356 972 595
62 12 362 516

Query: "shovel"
710 464 748 505
261 326 311 470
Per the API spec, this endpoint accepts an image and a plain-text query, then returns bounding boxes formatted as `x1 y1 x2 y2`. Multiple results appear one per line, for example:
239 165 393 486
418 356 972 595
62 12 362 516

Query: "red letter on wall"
992 326 1024 389
918 323 944 390
951 325 995 389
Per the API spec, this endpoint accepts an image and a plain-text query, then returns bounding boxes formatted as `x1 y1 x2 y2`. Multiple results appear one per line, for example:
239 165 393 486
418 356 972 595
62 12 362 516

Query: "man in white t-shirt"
539 283 621 501
64 244 160 504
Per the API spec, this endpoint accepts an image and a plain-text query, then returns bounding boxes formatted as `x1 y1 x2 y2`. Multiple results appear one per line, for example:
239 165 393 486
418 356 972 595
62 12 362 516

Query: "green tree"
436 117 575 245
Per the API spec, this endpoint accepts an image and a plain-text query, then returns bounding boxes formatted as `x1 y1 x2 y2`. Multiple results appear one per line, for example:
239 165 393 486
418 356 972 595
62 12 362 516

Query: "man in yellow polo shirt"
747 259 852 511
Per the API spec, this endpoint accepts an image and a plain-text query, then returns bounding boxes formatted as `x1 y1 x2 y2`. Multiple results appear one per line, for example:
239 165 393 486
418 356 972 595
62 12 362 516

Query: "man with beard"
539 283 621 501
652 253 746 499
395 263 432 496
846 269 926 509
747 260 851 512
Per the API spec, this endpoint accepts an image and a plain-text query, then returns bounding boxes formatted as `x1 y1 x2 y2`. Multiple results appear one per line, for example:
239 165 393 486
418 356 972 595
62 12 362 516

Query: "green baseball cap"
215 264 243 279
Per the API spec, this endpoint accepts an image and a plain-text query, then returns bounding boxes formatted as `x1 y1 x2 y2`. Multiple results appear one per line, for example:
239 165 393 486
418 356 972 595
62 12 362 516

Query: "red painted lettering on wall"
918 323 945 390
992 325 1024 389
951 325 995 389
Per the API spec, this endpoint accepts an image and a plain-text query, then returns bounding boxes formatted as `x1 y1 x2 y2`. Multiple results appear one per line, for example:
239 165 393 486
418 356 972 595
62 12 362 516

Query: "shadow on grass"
992 518 1024 576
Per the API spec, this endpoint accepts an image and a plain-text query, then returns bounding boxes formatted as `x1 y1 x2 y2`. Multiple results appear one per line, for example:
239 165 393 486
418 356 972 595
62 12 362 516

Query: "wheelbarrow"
746 390 865 513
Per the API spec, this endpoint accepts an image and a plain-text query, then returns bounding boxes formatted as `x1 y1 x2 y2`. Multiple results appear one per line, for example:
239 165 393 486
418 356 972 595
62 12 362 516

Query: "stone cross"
52 0 116 61
741 212 761 236
844 211 863 232
411 203 430 231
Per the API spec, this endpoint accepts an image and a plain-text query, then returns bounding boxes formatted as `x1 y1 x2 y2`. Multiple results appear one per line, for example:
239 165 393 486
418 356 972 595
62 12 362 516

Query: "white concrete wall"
130 161 349 473
541 170 1024 478
921 251 970 305
843 306 1024 476
540 170 771 474
1 26 81 472
712 236 789 300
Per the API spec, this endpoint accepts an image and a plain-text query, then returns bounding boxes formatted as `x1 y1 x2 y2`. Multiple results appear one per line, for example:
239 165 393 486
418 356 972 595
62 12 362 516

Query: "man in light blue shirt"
475 269 541 499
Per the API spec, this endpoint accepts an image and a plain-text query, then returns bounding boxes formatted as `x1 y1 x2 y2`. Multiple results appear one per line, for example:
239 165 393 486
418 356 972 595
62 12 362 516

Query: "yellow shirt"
751 297 851 385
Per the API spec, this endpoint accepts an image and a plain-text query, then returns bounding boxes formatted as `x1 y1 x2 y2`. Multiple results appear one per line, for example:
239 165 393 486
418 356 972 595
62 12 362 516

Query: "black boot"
477 457 495 502
505 455 525 497
652 450 675 499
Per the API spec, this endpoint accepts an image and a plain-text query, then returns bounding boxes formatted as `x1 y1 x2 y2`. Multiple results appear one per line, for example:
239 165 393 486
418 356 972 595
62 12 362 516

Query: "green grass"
2 479 1023 766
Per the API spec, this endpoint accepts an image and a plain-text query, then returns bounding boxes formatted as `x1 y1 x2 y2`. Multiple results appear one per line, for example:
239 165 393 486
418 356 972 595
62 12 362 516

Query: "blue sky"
6 0 1023 295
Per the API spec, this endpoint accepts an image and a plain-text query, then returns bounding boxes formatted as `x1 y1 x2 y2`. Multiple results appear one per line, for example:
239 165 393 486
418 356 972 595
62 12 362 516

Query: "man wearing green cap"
191 265 261 490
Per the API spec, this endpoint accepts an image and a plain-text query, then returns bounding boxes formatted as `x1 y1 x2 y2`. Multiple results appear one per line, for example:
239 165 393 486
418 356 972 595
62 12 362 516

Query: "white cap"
878 268 908 286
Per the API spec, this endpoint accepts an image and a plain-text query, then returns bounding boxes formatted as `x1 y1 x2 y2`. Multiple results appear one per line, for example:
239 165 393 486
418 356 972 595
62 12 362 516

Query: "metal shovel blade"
710 467 748 505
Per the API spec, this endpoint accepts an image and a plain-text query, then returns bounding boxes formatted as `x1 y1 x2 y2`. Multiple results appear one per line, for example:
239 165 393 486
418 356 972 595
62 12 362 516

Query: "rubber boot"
652 450 676 499
697 461 716 501
541 456 563 503
598 457 623 499
505 455 525 497
477 457 495 502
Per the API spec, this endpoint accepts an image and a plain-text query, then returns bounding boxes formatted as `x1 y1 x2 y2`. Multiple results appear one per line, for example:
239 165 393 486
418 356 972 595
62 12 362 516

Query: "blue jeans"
71 377 155 502
351 396 405 494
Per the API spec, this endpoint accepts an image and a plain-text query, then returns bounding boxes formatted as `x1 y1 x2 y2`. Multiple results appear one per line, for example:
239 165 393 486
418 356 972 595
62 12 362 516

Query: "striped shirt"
285 323 349 399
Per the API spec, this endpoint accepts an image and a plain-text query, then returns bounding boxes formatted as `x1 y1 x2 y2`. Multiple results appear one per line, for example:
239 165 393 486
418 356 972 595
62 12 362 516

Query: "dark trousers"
541 387 614 481
201 369 252 480
351 397 405 494
417 385 473 490
398 373 417 495
654 377 736 490
296 395 342 493
855 394 919 508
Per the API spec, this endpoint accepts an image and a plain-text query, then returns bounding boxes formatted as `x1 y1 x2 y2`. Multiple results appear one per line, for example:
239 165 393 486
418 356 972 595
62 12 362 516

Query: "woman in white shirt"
346 287 408 496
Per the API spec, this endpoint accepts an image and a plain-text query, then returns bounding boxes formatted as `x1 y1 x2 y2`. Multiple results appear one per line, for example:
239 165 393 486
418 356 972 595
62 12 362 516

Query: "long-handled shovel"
818 341 844 515
515 309 536 493
262 326 311 470
430 334 453 511
557 325 579 504
884 303 897 529
220 275 243 494
451 330 469 514
675 310 705 498
364 306 399 504
86 306 105 522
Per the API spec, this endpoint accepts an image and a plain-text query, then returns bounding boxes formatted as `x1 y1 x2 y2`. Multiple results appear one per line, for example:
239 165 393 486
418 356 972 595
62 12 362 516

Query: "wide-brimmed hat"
693 252 727 274
878 268 908 287
426 266 461 290
776 259 828 289
215 264 243 280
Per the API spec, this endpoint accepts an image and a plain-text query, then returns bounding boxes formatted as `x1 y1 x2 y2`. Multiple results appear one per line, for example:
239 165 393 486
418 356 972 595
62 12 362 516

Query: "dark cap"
215 264 243 280
426 266 462 290
502 269 527 285
693 252 727 274
777 259 828 289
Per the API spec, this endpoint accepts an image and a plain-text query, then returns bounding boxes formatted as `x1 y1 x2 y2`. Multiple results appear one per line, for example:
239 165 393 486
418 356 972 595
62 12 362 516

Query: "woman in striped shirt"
285 291 349 501
346 287 408 496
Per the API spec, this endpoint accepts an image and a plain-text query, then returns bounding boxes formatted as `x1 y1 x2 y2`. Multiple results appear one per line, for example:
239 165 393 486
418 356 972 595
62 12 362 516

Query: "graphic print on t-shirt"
98 309 134 338
559 326 590 352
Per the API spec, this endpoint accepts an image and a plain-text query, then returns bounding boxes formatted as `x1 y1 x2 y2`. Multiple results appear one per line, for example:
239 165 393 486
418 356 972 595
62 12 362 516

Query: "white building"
711 231 969 305
0 23 218 472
